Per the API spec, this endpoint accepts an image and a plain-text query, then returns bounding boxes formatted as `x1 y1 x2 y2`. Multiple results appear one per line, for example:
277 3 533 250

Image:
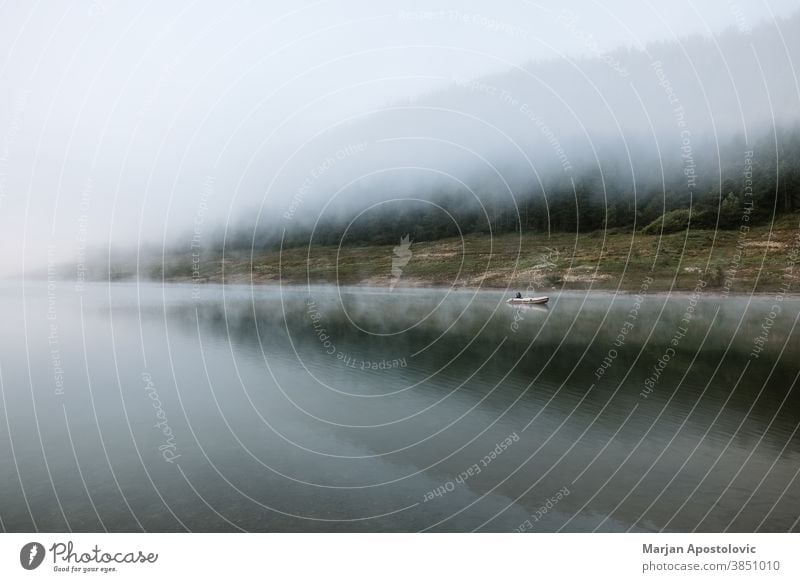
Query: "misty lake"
1 281 799 532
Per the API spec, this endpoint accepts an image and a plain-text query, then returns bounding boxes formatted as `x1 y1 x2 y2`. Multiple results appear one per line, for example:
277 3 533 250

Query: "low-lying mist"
201 11 800 256
4 3 799 279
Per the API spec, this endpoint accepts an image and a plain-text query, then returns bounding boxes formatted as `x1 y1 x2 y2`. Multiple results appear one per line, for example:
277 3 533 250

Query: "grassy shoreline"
143 213 800 294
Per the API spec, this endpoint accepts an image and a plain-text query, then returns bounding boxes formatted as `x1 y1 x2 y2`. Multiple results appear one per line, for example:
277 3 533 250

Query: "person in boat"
515 292 522 299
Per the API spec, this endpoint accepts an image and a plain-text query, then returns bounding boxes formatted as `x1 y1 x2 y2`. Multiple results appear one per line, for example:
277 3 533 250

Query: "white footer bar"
1 533 797 581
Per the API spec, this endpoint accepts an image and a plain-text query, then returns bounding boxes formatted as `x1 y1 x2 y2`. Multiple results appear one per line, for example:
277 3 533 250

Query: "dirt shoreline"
62 276 800 298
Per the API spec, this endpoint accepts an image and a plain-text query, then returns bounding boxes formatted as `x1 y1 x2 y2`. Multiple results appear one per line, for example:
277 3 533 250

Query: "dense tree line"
224 123 800 251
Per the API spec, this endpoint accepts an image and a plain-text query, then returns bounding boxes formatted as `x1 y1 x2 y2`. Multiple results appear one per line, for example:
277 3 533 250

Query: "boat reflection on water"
507 302 550 314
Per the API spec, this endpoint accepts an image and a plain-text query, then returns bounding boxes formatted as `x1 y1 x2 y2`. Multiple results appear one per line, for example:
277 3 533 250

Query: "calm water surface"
1 282 798 532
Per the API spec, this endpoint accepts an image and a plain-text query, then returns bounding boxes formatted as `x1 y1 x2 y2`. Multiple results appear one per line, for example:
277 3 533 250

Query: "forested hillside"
188 12 800 254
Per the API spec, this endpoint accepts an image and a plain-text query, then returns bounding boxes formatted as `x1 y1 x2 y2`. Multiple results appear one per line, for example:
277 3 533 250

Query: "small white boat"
507 296 549 305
